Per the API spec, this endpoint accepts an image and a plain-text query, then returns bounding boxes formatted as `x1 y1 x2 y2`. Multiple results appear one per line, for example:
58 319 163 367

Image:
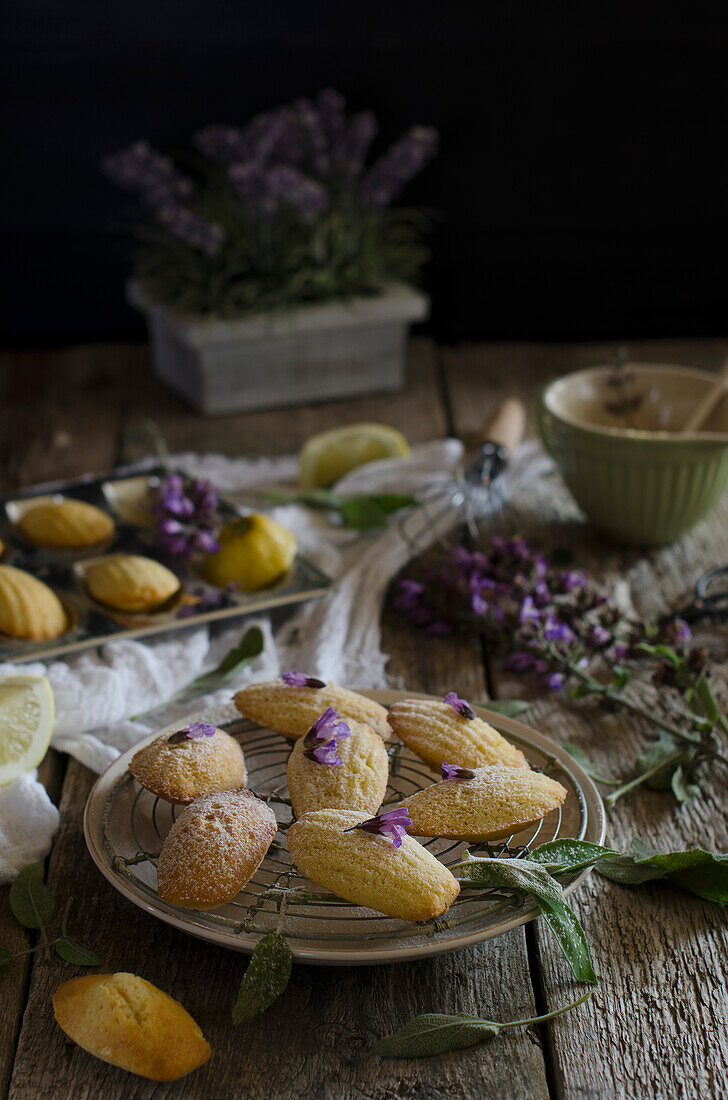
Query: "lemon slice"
298 423 410 489
0 675 55 786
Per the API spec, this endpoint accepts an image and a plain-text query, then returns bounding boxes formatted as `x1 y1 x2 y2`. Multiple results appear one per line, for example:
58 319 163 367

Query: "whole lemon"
203 514 297 591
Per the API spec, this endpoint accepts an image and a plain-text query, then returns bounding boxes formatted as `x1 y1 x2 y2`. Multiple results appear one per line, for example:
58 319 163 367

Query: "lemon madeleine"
18 499 114 548
85 553 180 612
287 717 389 817
388 697 527 770
0 565 67 641
234 678 391 741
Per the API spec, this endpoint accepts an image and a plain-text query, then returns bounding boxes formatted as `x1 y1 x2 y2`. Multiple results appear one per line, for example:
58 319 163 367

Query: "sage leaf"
533 896 598 983
9 863 54 929
597 844 728 904
559 744 621 786
636 731 692 791
262 490 415 530
54 938 101 967
454 854 597 983
191 624 265 691
231 932 292 1025
529 840 620 875
0 947 12 968
375 990 593 1059
481 700 532 718
595 856 667 886
374 1013 500 1057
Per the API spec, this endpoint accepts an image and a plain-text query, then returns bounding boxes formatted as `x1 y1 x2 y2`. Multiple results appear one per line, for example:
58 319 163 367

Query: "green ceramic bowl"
538 364 728 547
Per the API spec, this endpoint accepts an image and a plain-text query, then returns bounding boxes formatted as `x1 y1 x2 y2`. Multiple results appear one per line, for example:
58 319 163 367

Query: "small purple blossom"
658 617 692 649
282 670 326 688
303 707 350 765
359 126 438 207
441 762 476 781
167 722 217 744
559 570 588 592
444 692 476 719
150 473 220 561
543 616 575 644
157 202 224 256
543 672 565 692
505 651 535 673
586 624 611 648
519 596 540 625
350 807 412 848
103 141 192 206
265 165 328 220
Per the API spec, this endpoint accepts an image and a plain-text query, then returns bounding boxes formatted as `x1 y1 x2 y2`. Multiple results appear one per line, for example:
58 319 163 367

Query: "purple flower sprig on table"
150 473 221 562
395 536 728 806
444 692 476 720
167 722 217 744
441 763 476 781
303 707 350 766
176 582 239 619
282 670 326 689
348 807 413 848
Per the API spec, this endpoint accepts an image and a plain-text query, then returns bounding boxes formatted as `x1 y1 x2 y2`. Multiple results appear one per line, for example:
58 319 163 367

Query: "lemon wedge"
203 514 297 591
0 675 55 786
298 423 410 490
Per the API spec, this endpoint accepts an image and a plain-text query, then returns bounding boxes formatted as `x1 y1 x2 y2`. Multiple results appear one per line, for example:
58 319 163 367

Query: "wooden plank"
6 340 547 1098
0 348 128 1098
443 341 728 1099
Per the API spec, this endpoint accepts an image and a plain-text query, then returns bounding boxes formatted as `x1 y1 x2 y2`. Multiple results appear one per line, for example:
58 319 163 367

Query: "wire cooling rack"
84 691 605 965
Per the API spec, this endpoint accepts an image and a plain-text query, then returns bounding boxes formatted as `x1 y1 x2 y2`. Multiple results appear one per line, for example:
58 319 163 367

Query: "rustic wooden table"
2 336 728 1100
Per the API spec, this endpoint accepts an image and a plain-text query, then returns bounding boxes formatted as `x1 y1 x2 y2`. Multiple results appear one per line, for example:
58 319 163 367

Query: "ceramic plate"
84 691 605 966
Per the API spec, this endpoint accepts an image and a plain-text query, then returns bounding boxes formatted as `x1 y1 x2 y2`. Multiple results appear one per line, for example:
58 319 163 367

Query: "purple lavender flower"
293 98 329 175
316 88 346 146
359 126 438 207
444 692 476 719
542 672 565 692
472 591 489 616
560 570 588 592
228 162 275 217
658 617 692 649
265 165 327 221
440 762 476 781
302 707 350 765
334 111 378 180
167 722 217 744
350 807 412 848
543 615 575 644
193 124 250 164
282 670 326 688
176 583 239 618
505 651 535 673
586 624 611 648
519 597 540 625
158 202 224 256
103 141 192 207
150 473 221 561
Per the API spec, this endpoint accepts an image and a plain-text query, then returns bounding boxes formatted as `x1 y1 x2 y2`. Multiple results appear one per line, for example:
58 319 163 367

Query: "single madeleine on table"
157 788 277 910
53 972 211 1081
388 692 527 770
287 807 460 922
18 498 115 549
0 564 67 641
129 723 246 803
402 763 567 842
234 671 391 740
286 709 389 817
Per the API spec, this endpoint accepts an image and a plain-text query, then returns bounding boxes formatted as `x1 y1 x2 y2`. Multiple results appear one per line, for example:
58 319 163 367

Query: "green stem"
500 989 593 1030
606 750 687 805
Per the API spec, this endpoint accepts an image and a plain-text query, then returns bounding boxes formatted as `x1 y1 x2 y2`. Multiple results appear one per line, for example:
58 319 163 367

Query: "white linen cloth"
0 439 551 882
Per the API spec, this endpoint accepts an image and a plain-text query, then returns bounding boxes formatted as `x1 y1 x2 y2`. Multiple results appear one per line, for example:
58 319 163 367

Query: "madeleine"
18 499 114 549
130 724 246 803
0 564 67 641
85 553 180 612
388 698 527 770
287 718 389 817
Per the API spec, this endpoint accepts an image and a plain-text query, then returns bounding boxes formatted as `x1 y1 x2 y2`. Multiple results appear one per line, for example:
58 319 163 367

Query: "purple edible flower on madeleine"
167 722 217 744
444 691 476 720
350 807 412 848
441 762 476 781
282 670 326 689
303 707 350 765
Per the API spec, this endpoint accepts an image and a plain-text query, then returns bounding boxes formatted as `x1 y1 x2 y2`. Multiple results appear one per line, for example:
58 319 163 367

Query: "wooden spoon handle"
683 358 728 432
479 398 527 451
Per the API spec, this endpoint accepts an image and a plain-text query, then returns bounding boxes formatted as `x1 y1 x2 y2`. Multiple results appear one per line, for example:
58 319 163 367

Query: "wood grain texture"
443 340 728 1099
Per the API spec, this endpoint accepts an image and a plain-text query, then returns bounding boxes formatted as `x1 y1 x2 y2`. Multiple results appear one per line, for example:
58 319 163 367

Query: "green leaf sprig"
374 990 592 1058
132 623 265 723
261 490 416 530
231 932 292 1025
596 840 728 903
2 863 100 970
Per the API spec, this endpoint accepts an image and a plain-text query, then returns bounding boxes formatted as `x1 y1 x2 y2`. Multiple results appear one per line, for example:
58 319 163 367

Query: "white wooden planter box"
127 282 429 415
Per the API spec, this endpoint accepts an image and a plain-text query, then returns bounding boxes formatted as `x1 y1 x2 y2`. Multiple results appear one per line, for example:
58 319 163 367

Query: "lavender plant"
395 536 728 804
103 91 437 317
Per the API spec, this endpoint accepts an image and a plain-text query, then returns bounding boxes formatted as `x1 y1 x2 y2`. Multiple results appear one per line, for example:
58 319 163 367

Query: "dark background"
4 1 728 346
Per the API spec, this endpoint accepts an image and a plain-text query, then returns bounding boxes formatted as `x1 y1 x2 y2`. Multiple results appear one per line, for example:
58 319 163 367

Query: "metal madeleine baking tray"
0 460 330 663
84 692 606 966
